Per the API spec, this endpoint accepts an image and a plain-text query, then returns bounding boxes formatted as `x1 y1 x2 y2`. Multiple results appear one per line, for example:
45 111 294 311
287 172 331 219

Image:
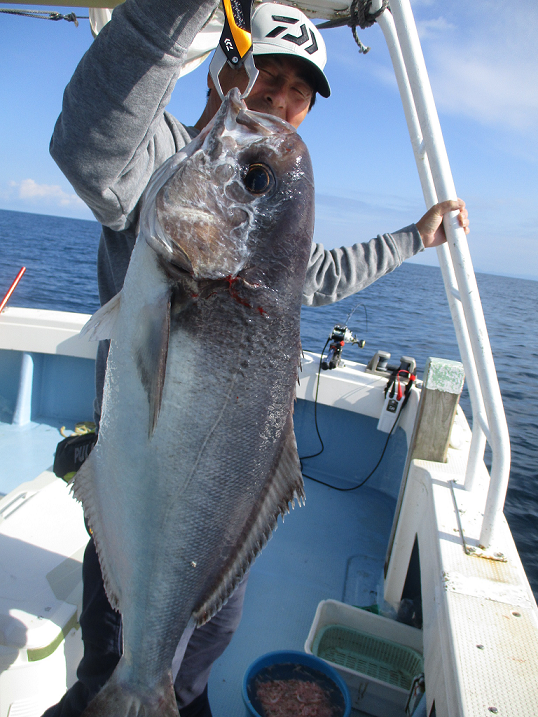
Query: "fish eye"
243 164 274 195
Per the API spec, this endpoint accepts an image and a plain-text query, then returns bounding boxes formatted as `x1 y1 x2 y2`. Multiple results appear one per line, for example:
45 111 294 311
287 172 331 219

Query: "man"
44 1 468 716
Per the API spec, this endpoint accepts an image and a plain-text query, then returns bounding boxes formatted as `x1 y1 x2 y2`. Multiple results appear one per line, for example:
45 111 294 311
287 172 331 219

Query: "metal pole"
12 352 34 426
376 0 510 546
375 9 489 491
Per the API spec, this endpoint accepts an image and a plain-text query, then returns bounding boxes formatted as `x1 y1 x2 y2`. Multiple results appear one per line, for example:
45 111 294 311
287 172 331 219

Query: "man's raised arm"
50 0 218 230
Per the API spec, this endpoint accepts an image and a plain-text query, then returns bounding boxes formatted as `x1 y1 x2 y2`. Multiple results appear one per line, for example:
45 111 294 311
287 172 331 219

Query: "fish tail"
81 666 178 717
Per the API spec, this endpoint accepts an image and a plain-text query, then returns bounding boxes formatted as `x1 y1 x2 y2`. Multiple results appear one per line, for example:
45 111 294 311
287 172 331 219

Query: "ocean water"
1 208 537 600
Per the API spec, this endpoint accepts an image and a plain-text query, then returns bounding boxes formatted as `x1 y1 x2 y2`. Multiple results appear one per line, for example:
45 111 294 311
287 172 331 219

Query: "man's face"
209 55 315 129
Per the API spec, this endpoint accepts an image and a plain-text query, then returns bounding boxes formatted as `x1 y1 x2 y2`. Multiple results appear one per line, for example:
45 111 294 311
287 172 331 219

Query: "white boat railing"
372 0 510 548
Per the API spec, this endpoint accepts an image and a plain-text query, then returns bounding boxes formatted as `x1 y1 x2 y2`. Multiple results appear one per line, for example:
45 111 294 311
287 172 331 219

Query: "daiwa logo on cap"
265 14 319 55
251 2 331 97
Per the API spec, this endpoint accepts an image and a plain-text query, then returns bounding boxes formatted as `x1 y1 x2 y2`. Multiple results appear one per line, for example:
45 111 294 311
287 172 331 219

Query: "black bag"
53 427 97 482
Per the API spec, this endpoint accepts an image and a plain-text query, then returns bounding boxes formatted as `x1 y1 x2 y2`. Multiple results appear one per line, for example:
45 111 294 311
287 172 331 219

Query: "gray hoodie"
50 0 423 317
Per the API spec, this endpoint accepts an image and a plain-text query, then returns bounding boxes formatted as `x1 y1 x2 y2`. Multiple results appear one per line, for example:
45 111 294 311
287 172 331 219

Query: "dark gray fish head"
140 88 314 283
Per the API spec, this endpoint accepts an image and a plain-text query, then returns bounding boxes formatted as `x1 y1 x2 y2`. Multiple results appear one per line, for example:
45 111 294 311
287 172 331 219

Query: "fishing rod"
0 267 26 313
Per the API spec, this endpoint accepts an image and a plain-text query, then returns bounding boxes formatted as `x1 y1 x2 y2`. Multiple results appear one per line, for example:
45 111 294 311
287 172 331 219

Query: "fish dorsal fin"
71 449 121 611
80 291 122 341
192 413 305 626
133 291 171 437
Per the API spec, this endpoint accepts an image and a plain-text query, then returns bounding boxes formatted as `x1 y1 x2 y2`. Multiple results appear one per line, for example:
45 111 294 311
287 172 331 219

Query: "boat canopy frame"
373 0 510 550
1 0 511 549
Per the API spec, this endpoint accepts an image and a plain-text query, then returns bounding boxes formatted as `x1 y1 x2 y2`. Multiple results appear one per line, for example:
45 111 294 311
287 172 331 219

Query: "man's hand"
416 199 469 248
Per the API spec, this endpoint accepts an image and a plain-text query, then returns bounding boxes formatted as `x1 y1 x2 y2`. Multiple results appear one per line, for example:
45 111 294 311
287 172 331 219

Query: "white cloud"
9 179 86 207
328 2 538 141
414 3 538 135
369 61 398 89
416 17 456 40
429 46 538 133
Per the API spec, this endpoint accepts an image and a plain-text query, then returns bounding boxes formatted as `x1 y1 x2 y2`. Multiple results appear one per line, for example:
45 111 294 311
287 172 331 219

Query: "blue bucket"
243 650 351 717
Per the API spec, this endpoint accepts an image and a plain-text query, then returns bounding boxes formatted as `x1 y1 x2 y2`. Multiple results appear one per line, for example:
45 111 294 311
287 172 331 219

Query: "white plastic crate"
305 600 423 717
0 472 89 717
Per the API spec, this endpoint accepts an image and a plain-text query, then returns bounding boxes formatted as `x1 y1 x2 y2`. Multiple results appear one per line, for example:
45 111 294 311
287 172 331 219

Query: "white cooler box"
0 471 89 717
305 599 424 717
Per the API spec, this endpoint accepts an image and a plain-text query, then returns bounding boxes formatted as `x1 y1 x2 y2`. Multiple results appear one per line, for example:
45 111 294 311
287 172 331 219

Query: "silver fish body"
75 88 315 716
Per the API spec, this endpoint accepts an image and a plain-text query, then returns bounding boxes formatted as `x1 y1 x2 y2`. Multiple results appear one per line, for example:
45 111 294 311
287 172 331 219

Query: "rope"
349 0 390 54
0 8 87 26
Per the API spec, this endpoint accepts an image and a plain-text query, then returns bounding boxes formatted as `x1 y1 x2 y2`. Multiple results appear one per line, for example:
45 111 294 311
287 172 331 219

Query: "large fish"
74 88 315 716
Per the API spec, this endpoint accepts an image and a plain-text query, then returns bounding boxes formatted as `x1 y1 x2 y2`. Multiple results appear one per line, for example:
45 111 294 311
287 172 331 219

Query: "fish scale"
74 88 314 716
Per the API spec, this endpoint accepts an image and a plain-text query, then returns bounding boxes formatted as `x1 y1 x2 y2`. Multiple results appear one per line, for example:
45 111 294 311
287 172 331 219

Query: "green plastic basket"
312 624 423 691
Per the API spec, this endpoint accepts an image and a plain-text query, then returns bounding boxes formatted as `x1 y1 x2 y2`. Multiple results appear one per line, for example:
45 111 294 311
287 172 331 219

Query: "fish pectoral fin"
133 290 171 437
193 414 305 626
80 291 122 341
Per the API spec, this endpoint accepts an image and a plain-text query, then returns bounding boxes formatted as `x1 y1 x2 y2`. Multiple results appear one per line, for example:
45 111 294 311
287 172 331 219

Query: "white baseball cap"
251 3 331 98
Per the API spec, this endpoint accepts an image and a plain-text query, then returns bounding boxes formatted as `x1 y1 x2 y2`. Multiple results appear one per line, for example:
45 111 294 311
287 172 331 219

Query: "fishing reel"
377 361 417 433
321 324 366 370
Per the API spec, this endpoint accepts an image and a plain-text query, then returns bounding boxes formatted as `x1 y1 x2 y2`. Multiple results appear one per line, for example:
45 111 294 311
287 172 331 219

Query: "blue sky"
1 0 537 279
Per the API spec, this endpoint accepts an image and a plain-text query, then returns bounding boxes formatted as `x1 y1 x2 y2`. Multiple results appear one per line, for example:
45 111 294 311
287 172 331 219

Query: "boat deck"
0 419 66 497
0 416 399 717
209 478 397 716
0 332 408 716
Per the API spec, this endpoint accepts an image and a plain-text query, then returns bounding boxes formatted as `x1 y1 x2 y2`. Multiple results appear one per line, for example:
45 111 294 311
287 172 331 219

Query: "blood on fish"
225 275 251 309
223 275 266 315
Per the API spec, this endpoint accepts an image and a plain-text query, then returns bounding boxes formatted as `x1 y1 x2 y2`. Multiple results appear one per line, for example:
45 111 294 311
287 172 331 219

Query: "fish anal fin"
71 450 121 611
133 291 171 437
193 414 304 625
80 292 122 342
